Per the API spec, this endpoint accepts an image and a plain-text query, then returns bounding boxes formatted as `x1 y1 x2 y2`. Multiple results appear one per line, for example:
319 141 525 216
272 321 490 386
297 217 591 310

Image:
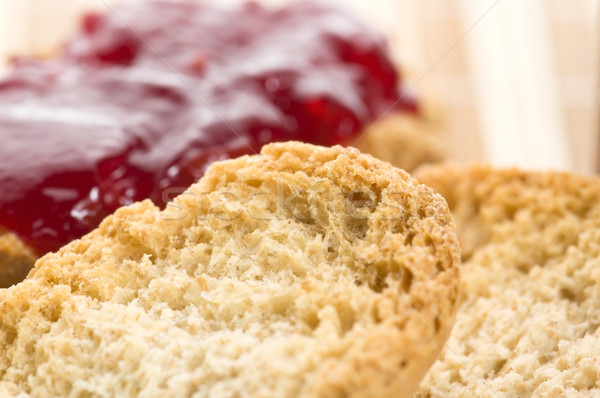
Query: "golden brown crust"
0 142 460 397
415 164 600 396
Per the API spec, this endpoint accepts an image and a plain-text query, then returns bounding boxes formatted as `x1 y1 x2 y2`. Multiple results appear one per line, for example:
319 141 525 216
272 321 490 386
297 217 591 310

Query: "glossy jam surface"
0 0 416 254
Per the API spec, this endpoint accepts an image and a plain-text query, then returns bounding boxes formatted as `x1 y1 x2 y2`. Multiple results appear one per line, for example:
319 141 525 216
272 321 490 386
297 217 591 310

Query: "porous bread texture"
0 230 36 288
414 164 600 397
0 142 460 398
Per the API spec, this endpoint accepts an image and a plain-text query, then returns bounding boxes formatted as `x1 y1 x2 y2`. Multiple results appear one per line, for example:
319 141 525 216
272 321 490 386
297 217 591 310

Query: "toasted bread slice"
355 100 445 172
415 164 600 396
0 142 459 398
0 229 36 288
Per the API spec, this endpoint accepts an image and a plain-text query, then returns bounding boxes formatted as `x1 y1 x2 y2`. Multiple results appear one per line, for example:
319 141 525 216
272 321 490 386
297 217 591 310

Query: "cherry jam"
0 0 417 254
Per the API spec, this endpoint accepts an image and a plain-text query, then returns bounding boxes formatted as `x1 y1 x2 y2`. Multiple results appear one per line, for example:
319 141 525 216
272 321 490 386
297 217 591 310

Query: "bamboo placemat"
1 0 597 173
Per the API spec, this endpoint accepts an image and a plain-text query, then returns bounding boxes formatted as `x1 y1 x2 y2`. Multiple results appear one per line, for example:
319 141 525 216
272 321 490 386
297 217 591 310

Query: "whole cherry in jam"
0 0 417 254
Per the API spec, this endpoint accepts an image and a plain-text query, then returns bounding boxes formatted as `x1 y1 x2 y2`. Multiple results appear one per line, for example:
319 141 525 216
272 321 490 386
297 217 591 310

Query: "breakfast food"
0 230 36 288
415 164 600 396
355 112 444 172
0 0 442 286
0 142 460 397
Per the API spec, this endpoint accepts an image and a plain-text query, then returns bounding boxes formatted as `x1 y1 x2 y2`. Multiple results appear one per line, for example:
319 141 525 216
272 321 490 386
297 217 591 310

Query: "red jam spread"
0 0 417 254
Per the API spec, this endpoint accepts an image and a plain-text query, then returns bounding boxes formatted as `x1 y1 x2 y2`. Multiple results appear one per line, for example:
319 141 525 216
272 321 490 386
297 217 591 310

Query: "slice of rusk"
416 164 600 397
0 142 459 398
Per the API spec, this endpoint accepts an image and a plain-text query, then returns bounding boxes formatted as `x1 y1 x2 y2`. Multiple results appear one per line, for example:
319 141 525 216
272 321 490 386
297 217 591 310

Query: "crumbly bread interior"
415 164 600 397
0 142 460 398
